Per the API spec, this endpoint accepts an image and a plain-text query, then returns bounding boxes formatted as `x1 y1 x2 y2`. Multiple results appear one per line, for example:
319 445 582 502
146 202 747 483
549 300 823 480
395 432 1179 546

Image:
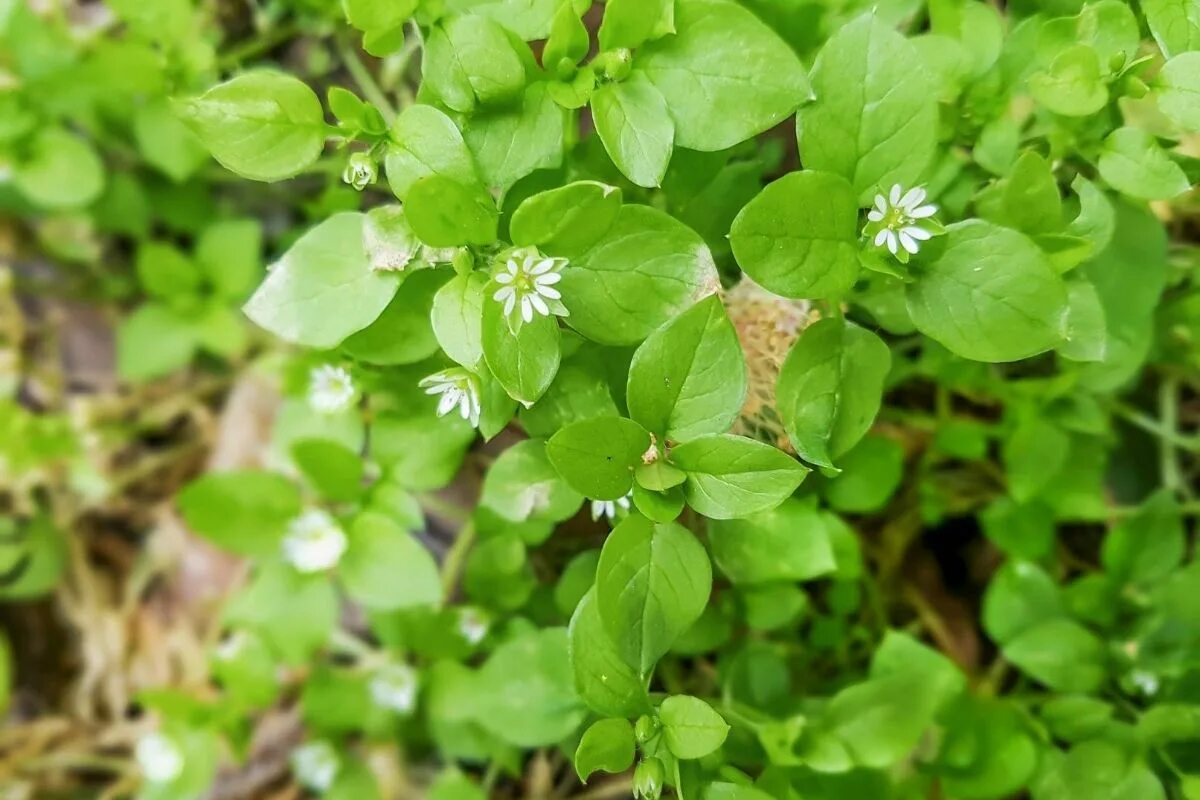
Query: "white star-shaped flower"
135 732 184 784
591 492 632 523
281 509 347 573
291 740 340 792
419 368 481 428
867 184 938 258
457 607 490 645
308 365 355 414
369 662 419 714
493 251 566 323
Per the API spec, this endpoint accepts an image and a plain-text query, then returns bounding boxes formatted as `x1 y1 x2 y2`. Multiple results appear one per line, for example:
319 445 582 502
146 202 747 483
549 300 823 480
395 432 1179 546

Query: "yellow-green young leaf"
560 205 720 346
405 175 499 247
1156 52 1200 132
116 303 199 382
384 105 479 201
342 0 416 33
481 298 561 405
473 628 587 747
463 83 565 193
175 71 327 182
659 695 730 759
1028 45 1108 117
546 417 650 500
12 127 105 210
133 99 209 182
510 181 623 257
596 515 711 676
592 73 674 188
637 0 810 151
445 0 560 40
480 439 582 523
669 434 809 519
1142 0 1200 58
432 272 488 369
575 718 636 782
243 213 401 348
340 512 442 611
568 589 652 717
627 295 747 443
730 170 860 300
292 439 366 503
775 318 890 470
708 498 837 585
135 241 201 300
905 220 1068 362
422 15 525 113
599 0 674 50
798 14 938 202
1097 127 1191 201
178 470 302 557
543 1 589 70
226 563 338 664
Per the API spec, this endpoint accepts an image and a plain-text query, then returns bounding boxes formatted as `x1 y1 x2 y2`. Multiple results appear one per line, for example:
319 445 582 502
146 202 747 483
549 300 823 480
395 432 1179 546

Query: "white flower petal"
506 259 520 275
503 292 517 317
899 186 926 209
874 229 890 247
910 204 938 219
520 295 534 323
529 293 550 316
874 194 888 214
898 230 919 254
494 271 514 284
458 394 471 420
885 230 898 255
889 184 902 205
493 286 514 302
537 285 561 300
903 226 932 241
867 210 884 222
535 271 562 285
437 390 459 417
530 258 556 275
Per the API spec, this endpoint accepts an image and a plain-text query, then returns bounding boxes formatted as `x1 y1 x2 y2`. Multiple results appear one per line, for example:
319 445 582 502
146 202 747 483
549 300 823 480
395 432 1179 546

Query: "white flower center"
281 510 347 573
292 741 341 792
369 663 418 714
308 365 355 414
136 732 184 784
492 250 566 324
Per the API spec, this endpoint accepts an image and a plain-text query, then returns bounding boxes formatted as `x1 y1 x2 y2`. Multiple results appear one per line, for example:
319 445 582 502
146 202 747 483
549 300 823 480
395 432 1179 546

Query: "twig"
338 39 397 124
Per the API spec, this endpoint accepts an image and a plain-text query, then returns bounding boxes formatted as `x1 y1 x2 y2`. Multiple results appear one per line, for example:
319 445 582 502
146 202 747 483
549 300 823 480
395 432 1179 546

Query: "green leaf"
906 220 1068 362
708 498 837 585
116 303 198 382
175 71 327 182
627 295 747 444
1101 490 1184 586
341 512 442 611
983 561 1063 644
479 439 582 523
669 435 809 519
422 15 526 113
823 435 905 513
729 171 861 300
599 0 674 50
177 471 301 558
592 73 674 188
575 718 636 782
445 0 559 40
1156 52 1200 132
463 83 564 194
133 99 209 182
544 1 588 70
481 297 561 405
510 181 623 257
405 175 499 247
1028 45 1108 117
568 589 651 717
1061 277 1109 362
978 150 1064 235
1097 128 1190 200
135 241 200 300
561 205 720 346
1142 0 1200 58
12 127 105 210
195 218 262 300
292 439 365 502
342 268 448 365
660 695 730 759
637 0 810 151
596 515 712 676
473 628 586 747
546 417 650 500
798 14 938 202
432 272 488 369
343 0 416 33
775 318 890 470
227 563 338 664
384 104 479 201
1002 618 1107 693
244 213 401 348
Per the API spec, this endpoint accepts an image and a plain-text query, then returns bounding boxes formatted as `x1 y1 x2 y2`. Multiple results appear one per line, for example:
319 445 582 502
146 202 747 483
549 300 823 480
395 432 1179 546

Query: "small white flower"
591 492 632 523
308 365 355 414
292 740 341 792
457 607 489 645
492 250 567 323
341 152 377 191
282 509 347 573
135 731 184 784
1130 669 1160 696
419 368 481 428
369 663 419 714
214 630 247 662
867 184 938 258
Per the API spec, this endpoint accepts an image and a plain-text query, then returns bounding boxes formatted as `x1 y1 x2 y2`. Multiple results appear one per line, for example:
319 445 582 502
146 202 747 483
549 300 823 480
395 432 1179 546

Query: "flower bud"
633 757 665 800
342 152 377 191
634 714 659 744
599 48 633 82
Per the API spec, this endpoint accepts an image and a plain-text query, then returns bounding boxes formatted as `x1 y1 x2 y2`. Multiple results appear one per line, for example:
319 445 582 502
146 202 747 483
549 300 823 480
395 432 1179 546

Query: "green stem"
1110 400 1200 452
673 758 685 800
339 40 397 124
440 521 476 597
1159 377 1191 498
218 22 299 70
